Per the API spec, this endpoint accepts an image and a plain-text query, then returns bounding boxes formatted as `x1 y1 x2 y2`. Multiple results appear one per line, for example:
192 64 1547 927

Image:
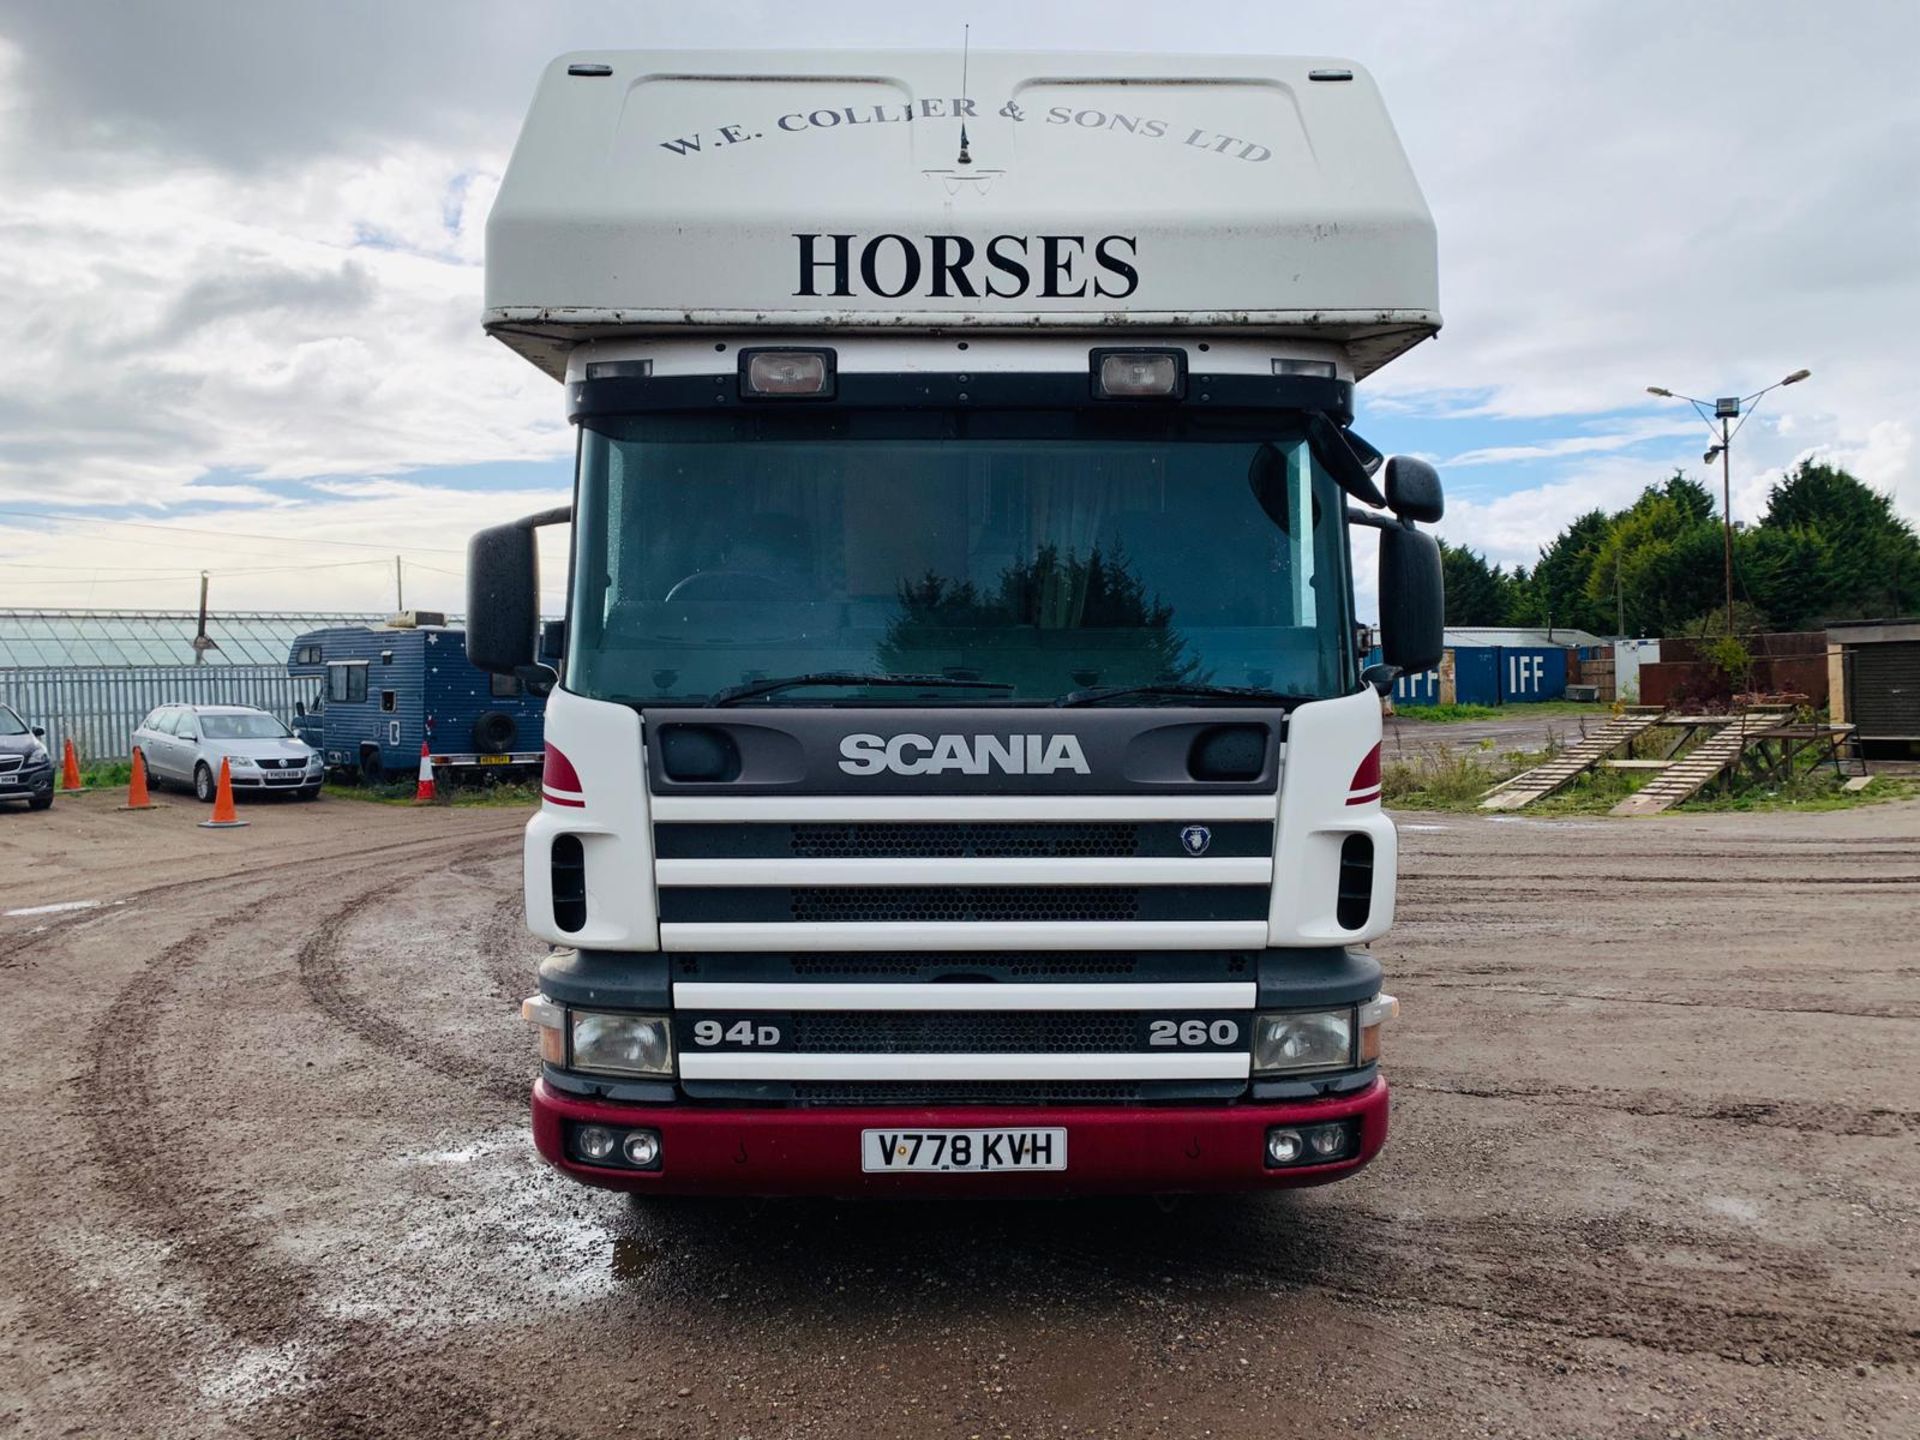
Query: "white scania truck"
472 49 1445 1195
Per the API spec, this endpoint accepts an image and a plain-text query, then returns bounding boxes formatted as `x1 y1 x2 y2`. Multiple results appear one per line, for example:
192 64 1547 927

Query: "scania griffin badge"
470 48 1446 1195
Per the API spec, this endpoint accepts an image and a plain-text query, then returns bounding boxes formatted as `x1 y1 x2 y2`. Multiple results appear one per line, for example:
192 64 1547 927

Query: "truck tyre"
473 711 517 754
361 750 385 786
194 762 216 803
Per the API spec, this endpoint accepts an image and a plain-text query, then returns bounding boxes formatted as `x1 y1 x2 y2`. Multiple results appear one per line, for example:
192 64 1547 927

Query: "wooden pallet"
1609 712 1791 817
1478 709 1670 810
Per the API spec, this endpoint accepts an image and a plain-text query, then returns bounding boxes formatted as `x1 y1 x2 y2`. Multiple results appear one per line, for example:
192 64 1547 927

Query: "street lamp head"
1646 386 1673 398
1703 446 1723 465
1782 368 1811 385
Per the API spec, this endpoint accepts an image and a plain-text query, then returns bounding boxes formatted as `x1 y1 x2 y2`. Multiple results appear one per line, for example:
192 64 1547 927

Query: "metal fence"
0 666 308 762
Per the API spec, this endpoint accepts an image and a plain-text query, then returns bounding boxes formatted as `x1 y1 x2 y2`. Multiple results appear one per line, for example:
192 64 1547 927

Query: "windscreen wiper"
1054 682 1304 707
709 672 1015 706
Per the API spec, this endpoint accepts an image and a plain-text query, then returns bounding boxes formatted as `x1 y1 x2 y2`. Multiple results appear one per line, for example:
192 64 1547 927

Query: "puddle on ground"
273 1124 628 1335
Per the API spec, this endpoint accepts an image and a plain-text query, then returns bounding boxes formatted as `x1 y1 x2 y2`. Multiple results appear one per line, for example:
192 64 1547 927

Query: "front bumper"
530 1074 1389 1197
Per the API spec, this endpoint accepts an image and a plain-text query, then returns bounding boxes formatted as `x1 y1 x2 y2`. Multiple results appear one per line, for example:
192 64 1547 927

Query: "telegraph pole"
1645 369 1811 638
395 555 404 612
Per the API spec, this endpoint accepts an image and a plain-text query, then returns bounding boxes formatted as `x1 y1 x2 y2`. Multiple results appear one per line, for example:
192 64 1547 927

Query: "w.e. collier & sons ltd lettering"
657 97 1272 163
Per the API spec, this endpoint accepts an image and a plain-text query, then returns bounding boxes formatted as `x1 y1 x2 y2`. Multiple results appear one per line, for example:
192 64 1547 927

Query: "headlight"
228 755 258 769
569 1010 674 1077
1252 1009 1355 1075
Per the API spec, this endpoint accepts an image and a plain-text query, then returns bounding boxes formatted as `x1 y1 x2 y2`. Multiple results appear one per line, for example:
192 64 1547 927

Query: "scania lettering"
474 49 1445 1196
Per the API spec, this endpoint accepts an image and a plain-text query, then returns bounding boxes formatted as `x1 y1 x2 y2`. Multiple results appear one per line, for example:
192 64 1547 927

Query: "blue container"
1497 647 1569 703
1451 647 1501 706
287 623 547 780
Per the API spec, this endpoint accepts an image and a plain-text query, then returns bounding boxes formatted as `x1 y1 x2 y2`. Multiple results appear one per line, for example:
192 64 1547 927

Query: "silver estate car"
132 704 323 802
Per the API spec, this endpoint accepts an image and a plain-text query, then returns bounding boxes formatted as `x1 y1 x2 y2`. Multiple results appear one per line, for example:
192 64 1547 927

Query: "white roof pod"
486 49 1439 380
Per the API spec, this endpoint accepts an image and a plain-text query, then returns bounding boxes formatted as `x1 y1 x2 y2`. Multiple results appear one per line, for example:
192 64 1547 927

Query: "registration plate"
476 754 512 765
861 1128 1066 1174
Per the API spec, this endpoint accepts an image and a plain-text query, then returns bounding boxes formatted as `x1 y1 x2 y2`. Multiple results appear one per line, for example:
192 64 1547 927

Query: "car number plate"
477 754 512 765
861 1128 1066 1174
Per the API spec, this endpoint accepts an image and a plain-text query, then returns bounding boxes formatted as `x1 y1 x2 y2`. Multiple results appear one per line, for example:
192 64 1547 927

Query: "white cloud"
0 1 1913 615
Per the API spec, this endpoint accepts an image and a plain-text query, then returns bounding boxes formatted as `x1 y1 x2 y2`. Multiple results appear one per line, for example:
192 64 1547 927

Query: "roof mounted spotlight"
740 349 836 399
1091 349 1186 400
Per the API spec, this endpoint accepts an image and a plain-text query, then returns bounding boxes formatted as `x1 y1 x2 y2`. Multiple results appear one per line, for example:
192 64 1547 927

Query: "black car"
0 703 56 811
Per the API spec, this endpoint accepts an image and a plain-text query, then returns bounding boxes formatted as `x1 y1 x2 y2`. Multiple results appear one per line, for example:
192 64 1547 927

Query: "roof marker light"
567 63 613 78
585 359 652 380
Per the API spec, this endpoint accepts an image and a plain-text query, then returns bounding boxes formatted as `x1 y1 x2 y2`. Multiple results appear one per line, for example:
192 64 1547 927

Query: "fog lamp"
1266 1129 1303 1165
622 1131 662 1167
575 1125 618 1162
743 349 834 397
1094 350 1184 399
570 1011 674 1077
1307 1124 1349 1159
1252 1009 1355 1075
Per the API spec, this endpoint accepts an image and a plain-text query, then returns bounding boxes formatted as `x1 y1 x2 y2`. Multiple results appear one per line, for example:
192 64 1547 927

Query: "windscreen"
0 707 27 736
200 713 292 740
568 410 1354 705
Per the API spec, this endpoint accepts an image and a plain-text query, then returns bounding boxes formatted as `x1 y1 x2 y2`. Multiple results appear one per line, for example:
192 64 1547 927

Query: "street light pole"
1644 369 1811 638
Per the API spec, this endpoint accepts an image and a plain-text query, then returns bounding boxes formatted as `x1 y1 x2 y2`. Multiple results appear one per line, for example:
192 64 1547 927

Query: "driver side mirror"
1379 524 1445 674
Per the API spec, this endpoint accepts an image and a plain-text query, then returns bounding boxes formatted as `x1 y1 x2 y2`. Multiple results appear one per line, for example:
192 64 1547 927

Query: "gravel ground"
1 788 1916 1438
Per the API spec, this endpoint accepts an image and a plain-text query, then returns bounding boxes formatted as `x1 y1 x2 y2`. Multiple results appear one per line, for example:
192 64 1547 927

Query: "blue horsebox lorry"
286 613 547 782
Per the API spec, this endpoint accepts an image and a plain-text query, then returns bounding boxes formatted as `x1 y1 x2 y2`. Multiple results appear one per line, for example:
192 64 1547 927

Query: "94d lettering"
691 1019 783 1047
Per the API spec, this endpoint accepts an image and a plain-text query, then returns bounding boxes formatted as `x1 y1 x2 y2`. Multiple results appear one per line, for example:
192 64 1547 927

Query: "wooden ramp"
1609 712 1787 817
1479 709 1669 810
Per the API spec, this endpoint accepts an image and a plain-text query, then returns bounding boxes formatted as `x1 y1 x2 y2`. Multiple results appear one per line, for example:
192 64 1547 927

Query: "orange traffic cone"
198 756 249 829
60 738 87 792
119 746 157 810
412 743 436 805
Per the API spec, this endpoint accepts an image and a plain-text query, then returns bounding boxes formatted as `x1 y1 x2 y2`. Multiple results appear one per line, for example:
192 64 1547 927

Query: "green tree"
1753 460 1920 622
1438 542 1510 625
1586 477 1732 635
1507 509 1614 633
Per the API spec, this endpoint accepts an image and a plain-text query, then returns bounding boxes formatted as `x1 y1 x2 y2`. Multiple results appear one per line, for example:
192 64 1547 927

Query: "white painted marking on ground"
1400 823 1451 832
4 899 101 917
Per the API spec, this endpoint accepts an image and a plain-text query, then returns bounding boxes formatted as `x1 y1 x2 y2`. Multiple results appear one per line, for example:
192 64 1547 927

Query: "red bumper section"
531 1076 1389 1197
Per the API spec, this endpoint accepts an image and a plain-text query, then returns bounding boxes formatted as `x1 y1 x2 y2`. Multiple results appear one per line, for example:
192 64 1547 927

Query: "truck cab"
473 49 1444 1195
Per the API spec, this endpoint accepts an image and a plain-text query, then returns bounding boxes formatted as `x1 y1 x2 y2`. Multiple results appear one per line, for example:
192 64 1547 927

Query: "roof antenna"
956 23 973 165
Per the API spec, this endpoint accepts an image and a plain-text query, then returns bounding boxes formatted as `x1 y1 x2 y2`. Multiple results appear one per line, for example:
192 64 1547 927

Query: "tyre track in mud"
992 1193 1920 1371
1393 1070 1920 1138
49 830 539 1438
293 855 533 1107
0 819 523 971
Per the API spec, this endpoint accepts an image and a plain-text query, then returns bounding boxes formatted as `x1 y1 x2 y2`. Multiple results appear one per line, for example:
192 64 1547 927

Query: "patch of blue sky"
1352 399 1696 498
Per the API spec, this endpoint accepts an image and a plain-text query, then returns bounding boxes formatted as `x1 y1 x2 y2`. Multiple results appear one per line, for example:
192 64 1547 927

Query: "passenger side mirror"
31 725 45 738
466 506 571 676
1378 524 1445 674
294 701 306 717
1384 455 1444 524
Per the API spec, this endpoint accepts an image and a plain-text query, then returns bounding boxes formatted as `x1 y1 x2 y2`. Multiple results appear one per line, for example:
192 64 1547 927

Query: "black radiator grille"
792 1081 1144 1106
792 1011 1139 1054
659 886 1270 925
794 885 1142 924
653 820 1275 860
672 952 1254 982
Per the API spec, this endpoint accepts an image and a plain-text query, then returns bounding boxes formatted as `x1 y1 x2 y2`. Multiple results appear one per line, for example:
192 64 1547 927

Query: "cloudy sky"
0 0 1914 620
